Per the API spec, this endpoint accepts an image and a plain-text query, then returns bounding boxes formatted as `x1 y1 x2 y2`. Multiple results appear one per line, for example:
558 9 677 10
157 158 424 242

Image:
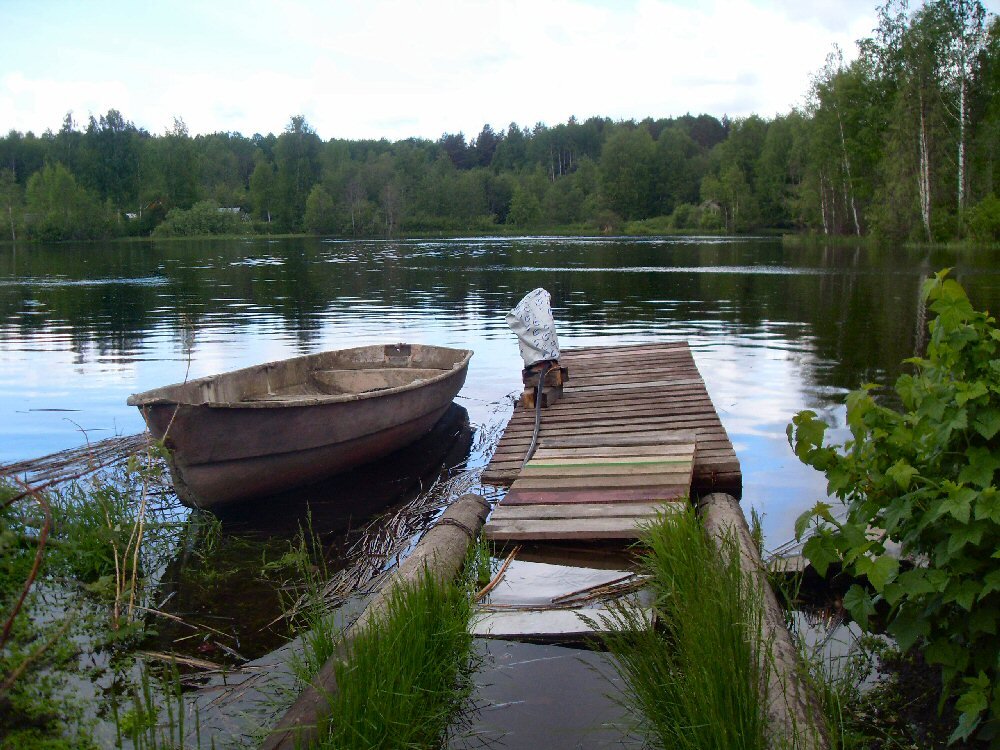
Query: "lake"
3 235 1000 547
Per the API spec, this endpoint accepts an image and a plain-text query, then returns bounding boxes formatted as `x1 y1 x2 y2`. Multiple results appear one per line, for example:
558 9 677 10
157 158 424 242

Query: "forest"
1 0 999 244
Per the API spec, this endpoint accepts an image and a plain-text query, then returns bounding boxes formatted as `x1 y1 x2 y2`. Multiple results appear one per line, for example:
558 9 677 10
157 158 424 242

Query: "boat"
127 343 473 509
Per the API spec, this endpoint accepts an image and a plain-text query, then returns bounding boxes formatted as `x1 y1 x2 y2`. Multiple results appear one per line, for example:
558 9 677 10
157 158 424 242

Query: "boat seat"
310 368 447 395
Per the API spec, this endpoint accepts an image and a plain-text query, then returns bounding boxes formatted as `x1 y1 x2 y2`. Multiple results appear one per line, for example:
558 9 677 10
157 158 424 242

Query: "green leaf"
980 570 1000 600
858 554 899 593
949 710 982 744
944 579 981 611
947 523 986 556
958 446 1000 489
968 605 997 635
886 460 918 489
788 411 827 461
972 408 1000 439
926 639 969 674
939 485 976 524
956 381 988 406
950 674 990 743
888 607 930 651
793 508 814 541
802 534 839 577
843 584 876 626
974 487 1000 524
882 497 914 535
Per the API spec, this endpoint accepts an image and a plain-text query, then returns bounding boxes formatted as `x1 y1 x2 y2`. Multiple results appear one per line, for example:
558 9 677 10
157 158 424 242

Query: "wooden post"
260 493 490 750
520 361 568 408
697 493 830 750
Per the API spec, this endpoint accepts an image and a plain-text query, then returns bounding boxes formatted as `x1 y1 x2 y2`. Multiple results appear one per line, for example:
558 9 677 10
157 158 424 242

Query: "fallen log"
697 492 830 750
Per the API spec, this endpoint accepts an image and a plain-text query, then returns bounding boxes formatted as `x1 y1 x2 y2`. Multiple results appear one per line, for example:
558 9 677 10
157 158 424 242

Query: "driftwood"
259 493 490 750
697 492 830 750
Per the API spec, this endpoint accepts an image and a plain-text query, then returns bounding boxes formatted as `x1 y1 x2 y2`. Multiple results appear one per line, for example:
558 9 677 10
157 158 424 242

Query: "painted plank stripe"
489 501 684 520
511 473 691 490
532 447 696 460
502 486 690 505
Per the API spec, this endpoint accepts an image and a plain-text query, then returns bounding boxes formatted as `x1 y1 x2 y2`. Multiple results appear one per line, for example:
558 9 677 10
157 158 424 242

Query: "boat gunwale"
126 345 473 410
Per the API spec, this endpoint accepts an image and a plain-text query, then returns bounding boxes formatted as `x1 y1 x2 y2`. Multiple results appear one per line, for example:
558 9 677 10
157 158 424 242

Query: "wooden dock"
482 341 741 542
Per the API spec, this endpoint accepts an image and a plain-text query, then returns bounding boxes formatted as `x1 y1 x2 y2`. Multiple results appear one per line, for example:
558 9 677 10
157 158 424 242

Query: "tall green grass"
600 506 769 750
313 568 474 750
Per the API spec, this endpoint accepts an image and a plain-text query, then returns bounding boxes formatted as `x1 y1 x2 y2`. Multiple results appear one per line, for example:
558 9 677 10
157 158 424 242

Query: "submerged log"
260 493 490 750
697 492 830 750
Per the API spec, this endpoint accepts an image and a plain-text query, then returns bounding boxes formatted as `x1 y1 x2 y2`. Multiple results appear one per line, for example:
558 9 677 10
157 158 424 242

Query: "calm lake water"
3 235 1000 547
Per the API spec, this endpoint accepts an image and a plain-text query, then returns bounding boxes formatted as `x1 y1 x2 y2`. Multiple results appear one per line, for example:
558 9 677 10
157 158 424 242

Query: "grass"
598 505 769 750
0 448 212 749
312 567 475 750
276 524 486 750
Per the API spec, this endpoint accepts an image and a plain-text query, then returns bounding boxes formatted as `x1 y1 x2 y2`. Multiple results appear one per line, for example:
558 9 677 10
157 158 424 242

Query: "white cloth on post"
506 288 561 367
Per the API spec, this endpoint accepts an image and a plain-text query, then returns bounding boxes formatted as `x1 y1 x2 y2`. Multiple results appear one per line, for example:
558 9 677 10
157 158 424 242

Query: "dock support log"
697 493 830 750
260 493 490 750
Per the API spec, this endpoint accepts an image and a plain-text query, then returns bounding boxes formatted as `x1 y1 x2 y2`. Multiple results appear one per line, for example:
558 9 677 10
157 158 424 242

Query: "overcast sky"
2 0 997 142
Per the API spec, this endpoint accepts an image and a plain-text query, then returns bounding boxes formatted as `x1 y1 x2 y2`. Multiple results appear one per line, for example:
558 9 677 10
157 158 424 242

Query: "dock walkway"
482 341 741 542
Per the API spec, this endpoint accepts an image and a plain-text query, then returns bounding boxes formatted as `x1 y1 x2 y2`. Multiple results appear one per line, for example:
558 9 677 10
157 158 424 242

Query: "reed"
599 505 769 750
313 567 474 750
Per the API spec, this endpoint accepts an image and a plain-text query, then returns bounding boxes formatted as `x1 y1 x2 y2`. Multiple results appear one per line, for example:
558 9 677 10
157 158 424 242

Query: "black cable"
522 361 553 468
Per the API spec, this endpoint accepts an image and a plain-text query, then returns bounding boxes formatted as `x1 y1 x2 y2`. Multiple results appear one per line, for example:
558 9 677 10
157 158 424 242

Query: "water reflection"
3 236 1000 545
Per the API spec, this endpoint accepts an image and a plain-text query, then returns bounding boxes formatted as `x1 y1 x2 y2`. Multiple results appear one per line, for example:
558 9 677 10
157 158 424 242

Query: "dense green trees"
25 162 115 240
0 0 997 242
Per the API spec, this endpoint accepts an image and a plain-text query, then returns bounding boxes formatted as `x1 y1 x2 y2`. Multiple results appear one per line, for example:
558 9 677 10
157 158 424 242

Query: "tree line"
1 0 998 244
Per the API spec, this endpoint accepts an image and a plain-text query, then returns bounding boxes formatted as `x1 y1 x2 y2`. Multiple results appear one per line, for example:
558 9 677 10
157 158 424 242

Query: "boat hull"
129 344 471 508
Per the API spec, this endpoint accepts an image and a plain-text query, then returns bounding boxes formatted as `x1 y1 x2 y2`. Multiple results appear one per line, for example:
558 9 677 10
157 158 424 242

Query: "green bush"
788 270 1000 743
152 200 247 237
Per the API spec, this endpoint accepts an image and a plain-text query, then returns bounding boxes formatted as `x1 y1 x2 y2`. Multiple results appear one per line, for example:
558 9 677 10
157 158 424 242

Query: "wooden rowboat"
127 343 472 509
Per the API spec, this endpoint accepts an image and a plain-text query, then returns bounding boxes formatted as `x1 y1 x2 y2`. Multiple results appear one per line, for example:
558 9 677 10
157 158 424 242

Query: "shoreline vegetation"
2 0 999 247
4 228 998 253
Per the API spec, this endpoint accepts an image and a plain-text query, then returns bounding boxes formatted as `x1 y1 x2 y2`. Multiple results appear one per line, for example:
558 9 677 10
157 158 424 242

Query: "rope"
433 517 478 540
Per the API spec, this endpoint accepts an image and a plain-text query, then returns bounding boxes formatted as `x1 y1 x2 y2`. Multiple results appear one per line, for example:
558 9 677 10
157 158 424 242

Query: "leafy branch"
788 269 1000 743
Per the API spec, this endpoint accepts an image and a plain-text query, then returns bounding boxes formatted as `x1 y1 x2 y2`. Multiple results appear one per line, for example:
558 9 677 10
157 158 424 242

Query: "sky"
1 0 996 142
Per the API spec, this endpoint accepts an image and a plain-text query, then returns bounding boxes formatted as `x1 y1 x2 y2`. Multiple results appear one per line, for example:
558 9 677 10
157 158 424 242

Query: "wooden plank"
484 516 657 540
482 467 741 493
472 606 653 638
517 465 692 480
493 440 733 461
562 342 688 356
521 406 717 424
534 400 714 418
541 432 697 447
511 472 691 490
489 501 683 521
503 422 723 438
532 443 691 461
567 377 705 393
503 486 690 505
526 452 693 466
537 431 715 447
492 445 734 465
488 458 738 478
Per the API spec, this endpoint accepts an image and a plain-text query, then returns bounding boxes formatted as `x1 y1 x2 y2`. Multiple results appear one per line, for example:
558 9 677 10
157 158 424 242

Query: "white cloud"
2 0 994 140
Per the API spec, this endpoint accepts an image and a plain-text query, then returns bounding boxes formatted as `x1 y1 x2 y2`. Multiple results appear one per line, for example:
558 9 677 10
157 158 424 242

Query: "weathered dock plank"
482 342 741 497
